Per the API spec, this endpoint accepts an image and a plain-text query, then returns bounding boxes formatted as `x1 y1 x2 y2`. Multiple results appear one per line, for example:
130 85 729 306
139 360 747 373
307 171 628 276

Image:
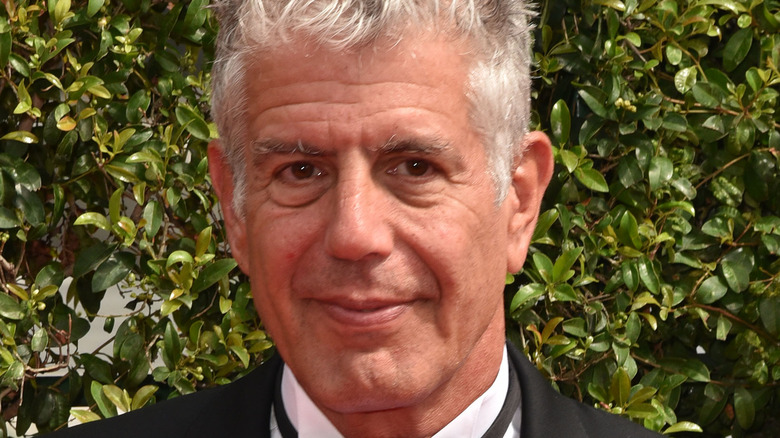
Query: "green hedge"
0 0 778 436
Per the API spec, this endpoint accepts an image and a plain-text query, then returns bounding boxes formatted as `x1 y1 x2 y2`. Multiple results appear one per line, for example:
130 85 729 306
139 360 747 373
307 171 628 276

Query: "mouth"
315 300 412 328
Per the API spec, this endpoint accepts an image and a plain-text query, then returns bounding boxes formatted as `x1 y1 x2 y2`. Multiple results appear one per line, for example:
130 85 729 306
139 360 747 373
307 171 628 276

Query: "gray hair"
210 0 536 211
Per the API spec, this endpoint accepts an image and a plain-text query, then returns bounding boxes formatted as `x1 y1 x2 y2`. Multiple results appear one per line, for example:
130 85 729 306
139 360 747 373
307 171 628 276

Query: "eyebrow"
250 139 323 156
250 136 453 156
376 137 453 156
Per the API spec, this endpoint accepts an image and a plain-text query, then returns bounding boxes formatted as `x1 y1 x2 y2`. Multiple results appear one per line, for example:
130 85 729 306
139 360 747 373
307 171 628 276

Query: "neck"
316 317 506 438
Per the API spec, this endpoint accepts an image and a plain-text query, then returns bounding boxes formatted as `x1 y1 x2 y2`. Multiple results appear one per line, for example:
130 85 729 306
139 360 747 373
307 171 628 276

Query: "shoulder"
508 344 662 438
44 354 282 438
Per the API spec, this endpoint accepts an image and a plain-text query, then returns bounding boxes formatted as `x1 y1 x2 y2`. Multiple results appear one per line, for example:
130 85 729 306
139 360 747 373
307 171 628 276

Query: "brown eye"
403 159 430 176
290 162 317 179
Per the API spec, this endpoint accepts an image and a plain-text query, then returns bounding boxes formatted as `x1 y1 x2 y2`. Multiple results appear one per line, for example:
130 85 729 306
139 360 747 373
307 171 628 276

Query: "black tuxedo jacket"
48 344 660 437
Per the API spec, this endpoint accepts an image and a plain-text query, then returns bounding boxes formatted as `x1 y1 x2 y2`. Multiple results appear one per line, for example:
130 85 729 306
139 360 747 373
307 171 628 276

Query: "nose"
324 169 394 261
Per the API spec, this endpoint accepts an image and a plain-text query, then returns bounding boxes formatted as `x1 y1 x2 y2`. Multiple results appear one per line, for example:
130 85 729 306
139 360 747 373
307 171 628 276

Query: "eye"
268 160 330 207
278 161 325 182
391 159 434 177
403 159 430 176
289 162 319 179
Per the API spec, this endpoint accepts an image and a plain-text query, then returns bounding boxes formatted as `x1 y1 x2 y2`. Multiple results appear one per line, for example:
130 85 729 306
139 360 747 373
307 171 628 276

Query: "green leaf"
5 158 41 191
745 68 762 92
702 216 732 241
35 262 64 288
90 381 117 418
660 357 711 382
716 315 732 340
192 259 239 293
622 261 639 291
552 283 578 302
7 284 28 301
696 276 728 304
73 242 115 278
552 247 582 283
662 113 688 132
109 187 123 225
102 385 130 413
637 256 660 295
92 252 134 292
87 0 105 17
74 212 111 231
759 296 780 336
143 200 163 238
561 318 587 337
219 296 232 314
0 31 10 69
175 105 210 141
126 89 151 124
53 0 72 25
166 250 194 269
734 387 755 429
627 386 657 407
674 66 697 94
69 409 101 424
625 312 641 344
88 85 112 99
559 149 579 173
533 252 554 283
550 100 571 145
719 247 753 292
182 0 208 33
531 209 558 244
663 421 703 434
610 367 631 406
541 317 564 344
14 80 32 114
82 354 114 384
578 88 609 119
574 167 609 192
623 32 641 47
229 345 250 369
131 385 158 410
9 54 29 78
0 293 25 320
666 45 683 65
691 83 723 108
617 156 643 188
31 328 48 352
617 211 642 249
195 226 212 258
510 283 545 312
57 116 76 132
0 131 38 144
15 186 44 226
0 207 19 228
163 321 182 370
723 28 753 71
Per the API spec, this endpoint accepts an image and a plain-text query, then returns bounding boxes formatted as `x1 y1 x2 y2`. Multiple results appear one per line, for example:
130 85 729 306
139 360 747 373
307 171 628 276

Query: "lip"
315 299 412 328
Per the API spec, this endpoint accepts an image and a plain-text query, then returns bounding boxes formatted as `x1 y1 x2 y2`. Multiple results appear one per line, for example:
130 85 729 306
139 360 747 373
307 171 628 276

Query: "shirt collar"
279 346 512 437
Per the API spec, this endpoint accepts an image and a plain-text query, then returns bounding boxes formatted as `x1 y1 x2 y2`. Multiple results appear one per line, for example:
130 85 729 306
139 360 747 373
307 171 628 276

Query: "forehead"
240 34 476 143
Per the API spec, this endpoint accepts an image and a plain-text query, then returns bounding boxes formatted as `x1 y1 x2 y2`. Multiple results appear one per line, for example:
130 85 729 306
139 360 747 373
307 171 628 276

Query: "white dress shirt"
270 346 520 437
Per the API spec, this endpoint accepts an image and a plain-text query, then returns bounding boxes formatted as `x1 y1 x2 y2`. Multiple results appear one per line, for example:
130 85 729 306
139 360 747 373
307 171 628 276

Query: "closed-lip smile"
315 298 413 327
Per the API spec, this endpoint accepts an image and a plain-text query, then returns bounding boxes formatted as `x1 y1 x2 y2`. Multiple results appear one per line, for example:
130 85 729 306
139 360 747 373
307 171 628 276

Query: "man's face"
210 34 550 417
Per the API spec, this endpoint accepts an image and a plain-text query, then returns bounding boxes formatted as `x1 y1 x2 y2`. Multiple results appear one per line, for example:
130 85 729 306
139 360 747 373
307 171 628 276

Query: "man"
51 1 660 436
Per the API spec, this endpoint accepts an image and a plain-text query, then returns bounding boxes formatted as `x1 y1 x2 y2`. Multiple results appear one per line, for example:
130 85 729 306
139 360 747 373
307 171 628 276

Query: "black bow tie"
273 358 522 438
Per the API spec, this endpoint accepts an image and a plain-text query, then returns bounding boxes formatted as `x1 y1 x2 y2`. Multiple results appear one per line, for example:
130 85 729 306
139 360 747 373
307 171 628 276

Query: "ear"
506 131 553 273
208 140 250 274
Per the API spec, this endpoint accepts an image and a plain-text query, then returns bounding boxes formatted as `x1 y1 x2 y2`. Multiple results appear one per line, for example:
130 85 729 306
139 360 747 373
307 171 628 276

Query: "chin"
322 387 430 415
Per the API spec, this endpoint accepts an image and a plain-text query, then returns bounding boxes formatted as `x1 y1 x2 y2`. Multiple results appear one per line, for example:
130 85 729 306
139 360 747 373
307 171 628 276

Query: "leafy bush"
510 0 780 436
0 0 777 436
0 1 264 435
